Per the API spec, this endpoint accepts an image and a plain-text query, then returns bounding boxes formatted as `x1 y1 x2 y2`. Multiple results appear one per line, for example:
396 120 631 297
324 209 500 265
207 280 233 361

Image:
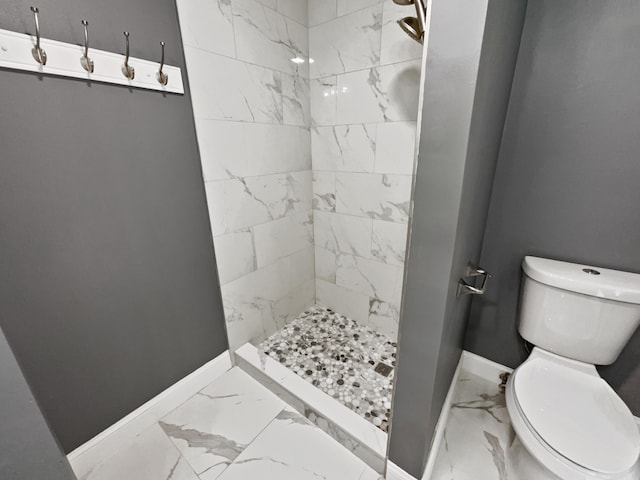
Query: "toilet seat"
507 349 640 479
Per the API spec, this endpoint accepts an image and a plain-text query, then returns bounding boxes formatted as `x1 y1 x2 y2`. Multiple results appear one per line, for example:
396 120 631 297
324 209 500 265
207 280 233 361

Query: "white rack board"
0 28 184 94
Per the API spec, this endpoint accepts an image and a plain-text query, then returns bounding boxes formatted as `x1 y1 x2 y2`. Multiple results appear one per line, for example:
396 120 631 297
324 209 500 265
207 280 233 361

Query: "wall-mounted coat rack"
0 7 184 94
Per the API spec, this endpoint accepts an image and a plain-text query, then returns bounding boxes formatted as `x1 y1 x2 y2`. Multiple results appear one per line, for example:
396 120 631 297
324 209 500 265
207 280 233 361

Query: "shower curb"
234 342 388 474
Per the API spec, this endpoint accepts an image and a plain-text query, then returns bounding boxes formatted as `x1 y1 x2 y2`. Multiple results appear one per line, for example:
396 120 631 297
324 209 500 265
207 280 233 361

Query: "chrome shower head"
392 0 414 5
397 17 424 44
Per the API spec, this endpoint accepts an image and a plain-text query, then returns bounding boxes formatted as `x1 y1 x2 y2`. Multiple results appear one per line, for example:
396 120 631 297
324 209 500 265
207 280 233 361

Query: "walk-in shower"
394 0 427 44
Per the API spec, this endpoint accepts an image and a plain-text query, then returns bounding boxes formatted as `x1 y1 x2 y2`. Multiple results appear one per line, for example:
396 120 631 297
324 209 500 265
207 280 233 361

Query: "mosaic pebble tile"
258 305 396 432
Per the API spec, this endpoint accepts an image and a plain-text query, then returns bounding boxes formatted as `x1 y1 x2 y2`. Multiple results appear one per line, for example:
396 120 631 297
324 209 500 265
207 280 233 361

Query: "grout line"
309 0 386 29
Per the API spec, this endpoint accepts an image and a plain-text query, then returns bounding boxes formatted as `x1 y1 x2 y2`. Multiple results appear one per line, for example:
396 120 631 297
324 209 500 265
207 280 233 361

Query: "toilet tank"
519 256 640 365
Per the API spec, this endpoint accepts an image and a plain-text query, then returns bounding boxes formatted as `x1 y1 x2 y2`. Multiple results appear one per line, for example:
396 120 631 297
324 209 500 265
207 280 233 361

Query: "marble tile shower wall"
308 0 423 340
176 0 315 350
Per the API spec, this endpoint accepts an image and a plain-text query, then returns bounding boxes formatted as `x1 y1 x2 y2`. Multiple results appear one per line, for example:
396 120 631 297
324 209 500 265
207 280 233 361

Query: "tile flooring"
430 369 513 480
258 306 396 432
80 367 382 480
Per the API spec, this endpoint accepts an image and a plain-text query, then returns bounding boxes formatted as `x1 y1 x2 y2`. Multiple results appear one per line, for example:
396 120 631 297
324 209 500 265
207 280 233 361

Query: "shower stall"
176 0 423 470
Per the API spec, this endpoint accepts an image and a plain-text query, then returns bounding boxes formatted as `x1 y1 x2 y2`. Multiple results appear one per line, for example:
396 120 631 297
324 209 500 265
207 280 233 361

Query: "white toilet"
506 256 640 480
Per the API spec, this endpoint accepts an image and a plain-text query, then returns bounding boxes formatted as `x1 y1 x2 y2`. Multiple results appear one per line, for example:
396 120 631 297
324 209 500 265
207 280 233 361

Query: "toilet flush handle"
457 262 491 297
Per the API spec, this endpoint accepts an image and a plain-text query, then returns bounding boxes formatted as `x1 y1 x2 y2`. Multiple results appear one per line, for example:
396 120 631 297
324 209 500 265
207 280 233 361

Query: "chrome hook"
156 41 169 86
30 6 47 65
121 31 135 80
80 20 94 73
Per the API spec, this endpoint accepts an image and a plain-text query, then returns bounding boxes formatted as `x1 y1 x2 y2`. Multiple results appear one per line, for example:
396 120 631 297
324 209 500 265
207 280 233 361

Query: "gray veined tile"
312 171 336 212
216 407 381 480
312 124 377 172
309 5 383 79
233 0 309 76
310 75 338 126
283 74 310 126
159 367 285 476
194 120 310 182
81 424 198 480
380 0 423 64
308 0 337 27
336 61 421 124
336 254 403 305
276 0 308 26
335 173 412 223
184 48 283 124
176 0 236 57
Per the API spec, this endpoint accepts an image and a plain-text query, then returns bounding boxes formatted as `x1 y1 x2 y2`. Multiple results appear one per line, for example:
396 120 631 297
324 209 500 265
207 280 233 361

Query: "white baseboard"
387 461 418 480
420 352 464 480
67 350 232 478
460 350 513 381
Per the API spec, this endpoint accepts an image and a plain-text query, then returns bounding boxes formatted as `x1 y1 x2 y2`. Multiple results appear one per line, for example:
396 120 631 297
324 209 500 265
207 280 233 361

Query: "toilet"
505 256 640 480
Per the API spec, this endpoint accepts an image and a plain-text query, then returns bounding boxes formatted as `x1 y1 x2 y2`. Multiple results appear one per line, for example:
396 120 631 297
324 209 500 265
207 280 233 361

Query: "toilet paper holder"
457 262 491 297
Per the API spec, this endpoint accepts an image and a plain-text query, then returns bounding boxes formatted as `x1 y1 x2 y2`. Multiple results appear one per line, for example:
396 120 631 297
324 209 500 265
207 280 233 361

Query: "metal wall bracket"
457 262 491 297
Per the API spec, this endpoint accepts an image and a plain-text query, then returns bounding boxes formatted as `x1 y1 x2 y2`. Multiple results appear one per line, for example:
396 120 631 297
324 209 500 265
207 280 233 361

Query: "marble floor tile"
80 424 198 480
159 367 285 476
216 407 383 480
430 371 515 480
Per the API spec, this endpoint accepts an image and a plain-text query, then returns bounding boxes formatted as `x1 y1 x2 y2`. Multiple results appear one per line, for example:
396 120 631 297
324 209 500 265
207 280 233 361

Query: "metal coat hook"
80 20 94 73
121 31 135 80
30 6 47 65
156 41 168 86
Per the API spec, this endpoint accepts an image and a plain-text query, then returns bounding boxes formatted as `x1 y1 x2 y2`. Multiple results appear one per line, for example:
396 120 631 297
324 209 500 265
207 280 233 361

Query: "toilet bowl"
506 257 640 480
506 348 640 480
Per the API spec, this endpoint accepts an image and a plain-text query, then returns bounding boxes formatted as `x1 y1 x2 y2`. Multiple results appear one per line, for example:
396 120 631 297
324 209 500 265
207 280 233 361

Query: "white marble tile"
217 407 382 480
206 171 311 236
313 211 372 258
277 0 308 25
81 424 198 480
371 220 407 266
374 121 417 175
337 0 382 17
271 278 316 335
282 74 310 126
233 0 309 76
312 124 377 172
222 256 296 348
336 254 403 305
253 212 313 268
312 171 336 212
176 0 236 57
308 0 337 26
290 246 316 285
214 230 256 285
335 173 412 222
310 76 338 126
159 368 285 476
336 60 421 124
316 279 370 325
253 0 277 8
309 5 383 79
194 120 310 181
315 246 336 283
184 48 283 123
380 0 423 64
368 298 400 341
430 371 514 480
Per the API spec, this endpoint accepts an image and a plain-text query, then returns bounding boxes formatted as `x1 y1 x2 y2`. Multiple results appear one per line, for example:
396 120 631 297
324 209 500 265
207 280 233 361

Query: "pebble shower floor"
258 306 397 432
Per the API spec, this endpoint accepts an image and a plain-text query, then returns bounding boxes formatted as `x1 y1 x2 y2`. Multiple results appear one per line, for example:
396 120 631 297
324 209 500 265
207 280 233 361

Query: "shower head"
397 0 426 44
397 17 424 44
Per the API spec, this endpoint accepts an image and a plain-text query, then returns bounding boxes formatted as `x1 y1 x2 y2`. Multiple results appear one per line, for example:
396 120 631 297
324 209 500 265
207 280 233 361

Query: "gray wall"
0 0 228 453
388 0 527 476
465 0 640 415
0 330 76 480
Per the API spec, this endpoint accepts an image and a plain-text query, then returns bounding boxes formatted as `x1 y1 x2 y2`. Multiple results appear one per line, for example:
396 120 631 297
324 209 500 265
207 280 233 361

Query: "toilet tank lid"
522 256 640 304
